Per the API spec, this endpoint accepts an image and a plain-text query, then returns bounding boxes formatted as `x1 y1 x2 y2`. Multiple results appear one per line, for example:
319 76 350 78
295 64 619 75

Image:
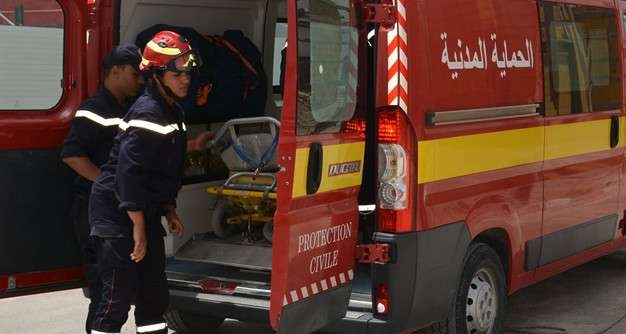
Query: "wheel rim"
466 268 498 334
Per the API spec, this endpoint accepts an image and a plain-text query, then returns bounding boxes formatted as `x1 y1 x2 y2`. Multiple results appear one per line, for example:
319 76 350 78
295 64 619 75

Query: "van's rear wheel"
415 243 506 334
165 309 224 334
454 243 506 334
211 199 236 238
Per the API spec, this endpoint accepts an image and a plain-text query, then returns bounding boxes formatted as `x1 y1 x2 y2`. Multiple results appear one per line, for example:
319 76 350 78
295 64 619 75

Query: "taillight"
376 106 415 233
378 144 407 209
377 109 402 142
375 284 390 316
377 209 397 233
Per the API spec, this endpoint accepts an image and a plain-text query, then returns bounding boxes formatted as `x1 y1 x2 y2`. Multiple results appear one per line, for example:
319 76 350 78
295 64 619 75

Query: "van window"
540 3 621 116
0 1 64 111
296 0 358 135
272 20 287 107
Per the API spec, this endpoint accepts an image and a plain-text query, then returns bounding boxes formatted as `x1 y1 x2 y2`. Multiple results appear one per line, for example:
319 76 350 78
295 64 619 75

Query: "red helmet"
140 30 201 73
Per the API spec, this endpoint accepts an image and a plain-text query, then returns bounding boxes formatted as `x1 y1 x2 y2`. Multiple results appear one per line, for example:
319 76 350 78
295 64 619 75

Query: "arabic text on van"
440 32 535 80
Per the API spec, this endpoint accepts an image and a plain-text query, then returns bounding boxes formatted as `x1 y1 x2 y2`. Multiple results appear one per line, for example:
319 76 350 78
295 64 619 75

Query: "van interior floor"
174 233 272 271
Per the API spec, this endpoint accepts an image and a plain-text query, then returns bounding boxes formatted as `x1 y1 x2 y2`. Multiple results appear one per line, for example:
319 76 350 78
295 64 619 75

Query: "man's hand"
187 131 214 152
127 211 147 262
165 208 185 236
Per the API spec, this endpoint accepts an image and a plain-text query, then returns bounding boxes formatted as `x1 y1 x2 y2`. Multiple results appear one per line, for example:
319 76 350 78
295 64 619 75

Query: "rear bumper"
168 288 395 333
168 222 471 333
169 288 269 323
369 223 471 331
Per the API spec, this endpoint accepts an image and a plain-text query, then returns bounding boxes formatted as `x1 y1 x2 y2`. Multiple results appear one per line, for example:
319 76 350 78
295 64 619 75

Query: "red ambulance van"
2 0 626 333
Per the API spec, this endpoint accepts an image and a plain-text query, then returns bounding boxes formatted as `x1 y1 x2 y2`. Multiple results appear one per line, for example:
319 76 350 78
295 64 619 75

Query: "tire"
211 199 236 238
164 309 224 334
453 243 506 334
415 243 506 334
262 220 273 243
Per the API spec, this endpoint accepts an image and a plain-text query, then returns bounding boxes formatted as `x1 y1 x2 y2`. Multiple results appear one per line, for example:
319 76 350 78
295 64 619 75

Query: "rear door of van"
270 0 369 332
0 0 91 297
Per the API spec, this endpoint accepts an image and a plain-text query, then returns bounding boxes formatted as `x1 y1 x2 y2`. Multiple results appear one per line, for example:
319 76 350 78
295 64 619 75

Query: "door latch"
356 243 391 264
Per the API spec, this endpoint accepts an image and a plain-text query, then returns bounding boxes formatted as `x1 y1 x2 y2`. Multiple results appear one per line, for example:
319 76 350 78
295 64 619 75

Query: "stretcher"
206 117 280 243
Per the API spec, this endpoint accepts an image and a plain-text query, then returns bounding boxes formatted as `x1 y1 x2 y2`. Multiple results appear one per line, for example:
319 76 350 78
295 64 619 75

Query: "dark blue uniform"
61 86 128 334
89 85 187 334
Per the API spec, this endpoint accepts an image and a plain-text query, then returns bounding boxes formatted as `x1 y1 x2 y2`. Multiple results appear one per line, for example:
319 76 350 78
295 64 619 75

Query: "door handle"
306 142 323 195
610 115 619 149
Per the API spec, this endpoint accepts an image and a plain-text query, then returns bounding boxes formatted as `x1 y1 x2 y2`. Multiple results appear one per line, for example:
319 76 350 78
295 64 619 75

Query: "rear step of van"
174 234 272 271
165 259 373 311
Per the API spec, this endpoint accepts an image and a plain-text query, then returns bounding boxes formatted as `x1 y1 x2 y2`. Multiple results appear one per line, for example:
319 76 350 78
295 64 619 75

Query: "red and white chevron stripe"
387 0 408 112
283 269 355 306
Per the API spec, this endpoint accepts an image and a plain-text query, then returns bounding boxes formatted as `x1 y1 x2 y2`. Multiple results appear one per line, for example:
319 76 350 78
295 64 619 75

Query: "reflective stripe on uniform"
118 119 187 135
91 330 120 334
75 110 123 127
136 322 167 333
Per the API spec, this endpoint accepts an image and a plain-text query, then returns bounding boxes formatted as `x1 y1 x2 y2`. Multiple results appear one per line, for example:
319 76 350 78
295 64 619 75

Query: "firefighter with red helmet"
88 31 210 334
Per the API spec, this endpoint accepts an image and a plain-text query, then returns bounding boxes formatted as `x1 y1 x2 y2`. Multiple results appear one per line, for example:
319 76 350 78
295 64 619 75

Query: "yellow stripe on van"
545 118 618 160
292 142 366 198
418 117 625 184
418 127 545 184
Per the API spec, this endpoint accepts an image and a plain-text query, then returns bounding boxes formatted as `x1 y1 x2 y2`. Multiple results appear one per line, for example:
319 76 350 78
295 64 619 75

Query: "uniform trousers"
90 235 169 334
71 194 101 334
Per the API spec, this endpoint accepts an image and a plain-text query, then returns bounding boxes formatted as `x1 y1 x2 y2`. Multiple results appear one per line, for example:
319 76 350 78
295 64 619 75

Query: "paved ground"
0 288 274 334
1 249 625 334
503 249 626 334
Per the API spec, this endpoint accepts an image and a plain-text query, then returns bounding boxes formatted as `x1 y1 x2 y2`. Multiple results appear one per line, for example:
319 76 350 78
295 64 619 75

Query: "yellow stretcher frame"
207 172 277 239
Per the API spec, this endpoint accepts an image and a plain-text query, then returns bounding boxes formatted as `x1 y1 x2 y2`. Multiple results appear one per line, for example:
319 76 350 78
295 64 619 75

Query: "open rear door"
271 0 368 332
0 0 93 298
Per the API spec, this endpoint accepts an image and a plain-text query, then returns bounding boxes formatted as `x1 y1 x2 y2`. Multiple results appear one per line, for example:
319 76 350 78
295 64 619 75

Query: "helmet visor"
167 49 202 73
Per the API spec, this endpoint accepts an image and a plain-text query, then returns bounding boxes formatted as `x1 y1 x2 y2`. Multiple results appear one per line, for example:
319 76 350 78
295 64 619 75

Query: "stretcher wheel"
211 199 236 238
263 221 273 243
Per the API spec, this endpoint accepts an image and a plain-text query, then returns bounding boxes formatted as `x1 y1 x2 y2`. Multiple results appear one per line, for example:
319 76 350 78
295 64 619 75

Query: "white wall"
119 0 282 116
119 0 267 50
